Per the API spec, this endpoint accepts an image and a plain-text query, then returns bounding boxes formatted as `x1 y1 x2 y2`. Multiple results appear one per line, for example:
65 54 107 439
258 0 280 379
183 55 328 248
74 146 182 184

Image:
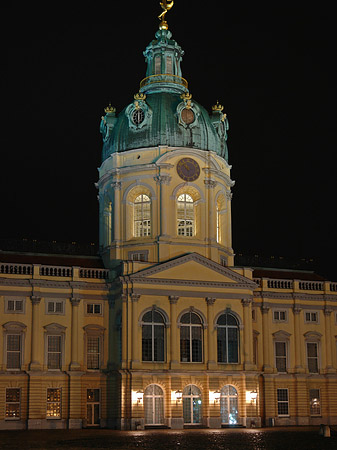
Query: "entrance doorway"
220 385 238 425
86 389 100 426
144 384 164 425
183 385 202 424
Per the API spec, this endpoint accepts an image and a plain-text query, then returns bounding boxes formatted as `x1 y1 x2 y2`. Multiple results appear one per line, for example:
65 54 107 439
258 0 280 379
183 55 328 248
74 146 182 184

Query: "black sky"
2 4 336 278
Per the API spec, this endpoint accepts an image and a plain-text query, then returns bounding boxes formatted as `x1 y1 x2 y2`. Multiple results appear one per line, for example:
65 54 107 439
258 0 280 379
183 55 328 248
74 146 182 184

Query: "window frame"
84 324 105 371
44 323 66 371
176 193 195 237
5 298 25 314
46 388 62 419
275 341 288 373
85 302 103 316
45 299 65 315
141 310 166 363
216 312 240 364
309 388 321 416
277 388 289 417
5 388 21 420
306 341 319 374
304 311 319 324
273 309 287 323
179 311 203 363
134 194 151 238
3 322 26 371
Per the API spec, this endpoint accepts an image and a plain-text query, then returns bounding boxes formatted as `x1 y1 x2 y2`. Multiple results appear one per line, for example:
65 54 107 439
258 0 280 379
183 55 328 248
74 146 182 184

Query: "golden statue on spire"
158 1 174 30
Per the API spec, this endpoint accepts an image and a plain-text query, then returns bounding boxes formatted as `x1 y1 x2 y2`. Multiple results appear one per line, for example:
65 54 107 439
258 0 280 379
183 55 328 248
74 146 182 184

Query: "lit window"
180 312 203 362
183 385 202 424
46 388 61 419
142 310 165 362
309 389 321 416
217 312 239 364
144 385 164 425
275 341 287 372
277 388 289 416
5 388 21 419
177 194 194 237
134 194 151 237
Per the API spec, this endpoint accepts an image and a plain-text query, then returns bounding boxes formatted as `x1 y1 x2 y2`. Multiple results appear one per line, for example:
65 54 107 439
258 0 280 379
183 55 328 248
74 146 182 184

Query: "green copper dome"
100 29 229 161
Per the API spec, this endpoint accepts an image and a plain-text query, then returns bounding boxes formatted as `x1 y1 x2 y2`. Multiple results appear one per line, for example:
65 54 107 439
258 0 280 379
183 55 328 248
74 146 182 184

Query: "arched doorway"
183 385 202 424
144 384 164 425
220 385 239 425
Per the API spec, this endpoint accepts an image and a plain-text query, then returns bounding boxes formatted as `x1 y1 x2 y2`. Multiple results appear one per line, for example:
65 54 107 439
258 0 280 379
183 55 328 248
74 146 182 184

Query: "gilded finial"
159 1 174 30
134 92 146 102
212 100 224 112
104 103 116 114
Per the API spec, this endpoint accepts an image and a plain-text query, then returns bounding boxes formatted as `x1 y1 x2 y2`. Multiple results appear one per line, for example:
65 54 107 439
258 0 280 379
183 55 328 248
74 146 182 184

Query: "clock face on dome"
176 158 200 182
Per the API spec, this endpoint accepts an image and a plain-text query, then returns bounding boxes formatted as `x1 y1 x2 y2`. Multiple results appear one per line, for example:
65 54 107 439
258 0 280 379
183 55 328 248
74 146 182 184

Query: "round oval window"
132 109 145 125
181 108 195 125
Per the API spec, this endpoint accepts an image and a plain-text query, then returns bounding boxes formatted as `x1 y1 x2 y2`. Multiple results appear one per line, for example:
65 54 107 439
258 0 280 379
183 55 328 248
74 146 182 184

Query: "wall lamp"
175 390 182 402
136 390 144 404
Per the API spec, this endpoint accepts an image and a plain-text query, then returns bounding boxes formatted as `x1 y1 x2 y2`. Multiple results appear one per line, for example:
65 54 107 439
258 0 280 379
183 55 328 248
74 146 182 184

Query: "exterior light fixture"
136 390 144 404
214 390 221 403
250 390 258 401
175 390 182 402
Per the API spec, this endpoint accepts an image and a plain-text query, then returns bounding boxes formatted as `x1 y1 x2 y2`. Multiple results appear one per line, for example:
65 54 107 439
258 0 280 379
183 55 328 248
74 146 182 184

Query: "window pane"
309 389 321 416
142 325 152 361
180 326 190 362
154 325 165 362
217 327 227 363
227 327 238 363
48 336 61 369
191 326 202 362
87 336 100 369
307 343 317 357
7 335 21 369
277 389 289 415
46 388 61 418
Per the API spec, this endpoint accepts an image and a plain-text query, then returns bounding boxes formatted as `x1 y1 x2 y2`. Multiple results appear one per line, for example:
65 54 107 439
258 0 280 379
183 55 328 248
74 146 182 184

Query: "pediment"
129 253 256 289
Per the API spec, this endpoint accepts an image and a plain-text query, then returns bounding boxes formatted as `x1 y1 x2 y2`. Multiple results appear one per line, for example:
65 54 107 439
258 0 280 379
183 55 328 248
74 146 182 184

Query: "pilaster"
69 297 81 371
30 296 42 371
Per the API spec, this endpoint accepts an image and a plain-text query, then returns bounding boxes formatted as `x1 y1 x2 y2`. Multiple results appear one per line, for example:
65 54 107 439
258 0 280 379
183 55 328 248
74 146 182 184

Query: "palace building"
1 6 337 430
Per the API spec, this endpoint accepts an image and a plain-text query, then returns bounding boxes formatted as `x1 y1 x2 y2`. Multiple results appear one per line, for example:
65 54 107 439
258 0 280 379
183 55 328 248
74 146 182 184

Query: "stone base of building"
27 419 68 429
0 420 26 430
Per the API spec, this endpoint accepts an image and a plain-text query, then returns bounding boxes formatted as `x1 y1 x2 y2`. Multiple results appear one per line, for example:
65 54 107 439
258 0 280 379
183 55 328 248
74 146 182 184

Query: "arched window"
220 385 239 425
134 194 151 237
217 312 239 363
142 310 165 362
183 385 202 424
144 384 164 425
180 312 203 362
177 194 194 236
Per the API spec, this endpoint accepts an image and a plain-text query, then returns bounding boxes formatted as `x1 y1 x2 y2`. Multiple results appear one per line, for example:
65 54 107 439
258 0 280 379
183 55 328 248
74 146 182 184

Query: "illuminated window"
144 384 164 425
46 388 61 419
309 389 321 416
177 194 194 236
217 313 239 364
5 388 21 419
220 385 238 425
183 385 202 424
142 310 165 362
180 312 203 362
134 194 151 237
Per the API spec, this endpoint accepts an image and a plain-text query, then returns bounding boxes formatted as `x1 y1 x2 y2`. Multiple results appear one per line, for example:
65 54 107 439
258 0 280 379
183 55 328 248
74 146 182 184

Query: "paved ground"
0 427 336 450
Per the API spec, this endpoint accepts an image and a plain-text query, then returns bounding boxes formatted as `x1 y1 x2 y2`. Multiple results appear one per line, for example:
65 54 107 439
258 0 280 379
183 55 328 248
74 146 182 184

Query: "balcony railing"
140 73 188 90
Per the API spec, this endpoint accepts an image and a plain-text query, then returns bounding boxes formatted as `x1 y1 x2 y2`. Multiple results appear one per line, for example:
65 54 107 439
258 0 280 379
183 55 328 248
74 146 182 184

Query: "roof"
252 267 326 281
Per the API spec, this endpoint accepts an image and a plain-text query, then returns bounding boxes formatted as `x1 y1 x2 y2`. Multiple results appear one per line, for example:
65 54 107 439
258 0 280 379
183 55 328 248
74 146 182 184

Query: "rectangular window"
46 388 61 419
277 388 289 416
87 303 102 315
47 335 62 369
5 388 21 419
47 300 64 314
6 334 21 369
305 311 318 323
129 252 148 262
166 56 173 74
155 56 161 74
309 389 321 416
275 341 287 372
307 342 319 373
273 310 287 322
87 336 100 369
6 299 23 313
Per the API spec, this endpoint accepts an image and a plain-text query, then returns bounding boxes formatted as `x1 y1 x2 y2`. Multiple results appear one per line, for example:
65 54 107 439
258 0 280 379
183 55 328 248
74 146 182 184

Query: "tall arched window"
142 310 165 362
183 385 202 424
180 312 203 362
134 194 151 237
220 385 239 425
144 384 164 425
177 194 194 236
217 312 239 363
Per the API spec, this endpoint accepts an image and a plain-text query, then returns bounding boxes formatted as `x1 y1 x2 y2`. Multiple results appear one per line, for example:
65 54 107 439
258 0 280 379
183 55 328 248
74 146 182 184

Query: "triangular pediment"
129 253 256 288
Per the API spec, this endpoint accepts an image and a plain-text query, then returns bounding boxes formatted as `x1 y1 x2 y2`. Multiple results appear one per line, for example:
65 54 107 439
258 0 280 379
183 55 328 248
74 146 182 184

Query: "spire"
158 1 174 30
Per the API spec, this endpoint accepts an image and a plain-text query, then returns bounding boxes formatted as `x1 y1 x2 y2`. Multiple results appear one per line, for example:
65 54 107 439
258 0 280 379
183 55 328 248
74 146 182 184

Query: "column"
30 296 41 370
70 297 81 370
169 296 179 369
261 305 272 373
293 307 304 372
155 175 172 238
206 297 216 370
131 293 140 367
121 294 128 369
242 298 254 370
324 308 335 373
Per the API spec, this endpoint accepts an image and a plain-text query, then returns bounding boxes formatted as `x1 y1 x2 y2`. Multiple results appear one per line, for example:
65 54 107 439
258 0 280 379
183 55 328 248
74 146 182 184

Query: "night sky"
2 4 336 278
